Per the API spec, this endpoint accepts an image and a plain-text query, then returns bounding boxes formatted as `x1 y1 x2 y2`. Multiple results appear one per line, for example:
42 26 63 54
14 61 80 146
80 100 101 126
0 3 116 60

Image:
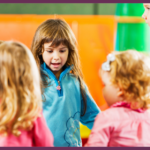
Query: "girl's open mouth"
51 63 61 68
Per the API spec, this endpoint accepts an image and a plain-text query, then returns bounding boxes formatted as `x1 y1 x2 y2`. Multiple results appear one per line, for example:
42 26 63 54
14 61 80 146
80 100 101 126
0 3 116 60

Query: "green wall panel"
97 3 116 15
0 3 116 15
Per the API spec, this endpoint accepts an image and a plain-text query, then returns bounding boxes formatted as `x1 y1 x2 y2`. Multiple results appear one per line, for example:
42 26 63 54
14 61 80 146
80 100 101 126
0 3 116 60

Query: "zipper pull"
56 81 61 90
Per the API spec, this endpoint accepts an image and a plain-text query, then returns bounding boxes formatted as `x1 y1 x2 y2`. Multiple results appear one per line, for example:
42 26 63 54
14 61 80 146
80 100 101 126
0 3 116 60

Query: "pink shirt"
85 102 150 147
0 114 54 147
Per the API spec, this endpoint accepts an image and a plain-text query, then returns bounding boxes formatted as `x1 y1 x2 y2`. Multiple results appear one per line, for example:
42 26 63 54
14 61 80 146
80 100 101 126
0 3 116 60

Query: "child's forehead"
143 3 150 7
44 42 67 48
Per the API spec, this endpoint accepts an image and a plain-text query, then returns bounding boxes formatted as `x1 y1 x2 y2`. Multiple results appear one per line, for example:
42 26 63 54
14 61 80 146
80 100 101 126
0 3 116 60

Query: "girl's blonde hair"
31 19 87 115
0 40 4 44
0 41 42 136
109 50 150 109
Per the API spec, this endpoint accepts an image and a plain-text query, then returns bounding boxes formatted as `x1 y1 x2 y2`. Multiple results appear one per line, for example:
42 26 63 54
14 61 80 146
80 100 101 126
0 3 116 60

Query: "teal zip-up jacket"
41 62 100 147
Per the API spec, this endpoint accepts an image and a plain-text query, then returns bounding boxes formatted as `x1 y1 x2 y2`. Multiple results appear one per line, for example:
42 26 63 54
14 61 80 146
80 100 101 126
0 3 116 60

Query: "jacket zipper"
57 81 61 90
56 80 61 96
42 63 73 97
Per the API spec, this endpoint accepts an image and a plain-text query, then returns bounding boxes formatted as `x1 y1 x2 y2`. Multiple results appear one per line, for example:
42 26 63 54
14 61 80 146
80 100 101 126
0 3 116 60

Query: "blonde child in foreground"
31 19 100 147
85 50 150 146
0 41 53 146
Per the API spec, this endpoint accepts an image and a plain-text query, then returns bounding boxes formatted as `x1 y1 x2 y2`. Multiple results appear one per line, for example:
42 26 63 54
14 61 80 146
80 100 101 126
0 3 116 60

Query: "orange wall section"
0 15 117 110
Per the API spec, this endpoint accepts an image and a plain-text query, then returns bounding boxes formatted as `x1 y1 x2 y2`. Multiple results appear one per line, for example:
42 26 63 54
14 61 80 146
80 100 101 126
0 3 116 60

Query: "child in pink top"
85 50 150 147
0 41 53 146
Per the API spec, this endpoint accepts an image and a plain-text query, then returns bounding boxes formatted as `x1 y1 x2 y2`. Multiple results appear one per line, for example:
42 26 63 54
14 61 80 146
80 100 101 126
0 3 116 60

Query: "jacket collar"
111 101 147 113
41 62 73 81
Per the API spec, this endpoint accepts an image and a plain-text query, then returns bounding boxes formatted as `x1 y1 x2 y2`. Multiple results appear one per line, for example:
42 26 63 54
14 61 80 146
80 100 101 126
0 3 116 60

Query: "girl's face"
142 3 150 26
100 70 124 107
42 42 69 78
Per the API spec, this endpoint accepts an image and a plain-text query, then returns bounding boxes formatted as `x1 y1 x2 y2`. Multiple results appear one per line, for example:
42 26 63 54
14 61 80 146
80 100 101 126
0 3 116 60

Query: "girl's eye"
47 50 53 53
146 7 150 10
60 50 66 53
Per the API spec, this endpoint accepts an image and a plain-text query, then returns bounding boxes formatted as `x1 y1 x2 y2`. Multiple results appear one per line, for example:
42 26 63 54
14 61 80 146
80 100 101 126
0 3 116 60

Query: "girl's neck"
53 69 62 80
51 65 67 79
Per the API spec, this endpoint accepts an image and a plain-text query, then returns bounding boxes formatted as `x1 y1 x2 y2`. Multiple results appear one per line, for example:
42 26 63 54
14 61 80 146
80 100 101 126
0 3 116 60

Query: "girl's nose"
142 14 146 20
142 12 147 20
54 57 59 60
53 53 59 60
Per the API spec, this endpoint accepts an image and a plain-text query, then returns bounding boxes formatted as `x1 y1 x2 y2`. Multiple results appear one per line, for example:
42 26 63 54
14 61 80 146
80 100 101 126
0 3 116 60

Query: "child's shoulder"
96 107 119 118
96 106 150 122
96 107 132 122
66 72 79 81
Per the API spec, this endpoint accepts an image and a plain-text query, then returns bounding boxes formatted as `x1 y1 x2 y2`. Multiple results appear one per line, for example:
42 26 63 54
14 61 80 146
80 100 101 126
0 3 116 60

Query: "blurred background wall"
0 3 116 15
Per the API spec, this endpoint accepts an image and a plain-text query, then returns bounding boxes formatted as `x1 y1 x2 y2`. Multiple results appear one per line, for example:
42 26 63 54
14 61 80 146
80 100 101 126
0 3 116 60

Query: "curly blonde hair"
108 50 150 109
0 40 4 44
0 41 42 136
31 19 87 115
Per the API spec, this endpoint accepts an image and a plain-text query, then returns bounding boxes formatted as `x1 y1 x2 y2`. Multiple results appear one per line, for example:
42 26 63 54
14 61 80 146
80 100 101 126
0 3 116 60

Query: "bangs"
42 29 70 48
43 38 69 48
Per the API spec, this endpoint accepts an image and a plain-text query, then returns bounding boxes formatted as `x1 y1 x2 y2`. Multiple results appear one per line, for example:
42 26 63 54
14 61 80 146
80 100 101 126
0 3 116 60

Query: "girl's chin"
51 69 60 72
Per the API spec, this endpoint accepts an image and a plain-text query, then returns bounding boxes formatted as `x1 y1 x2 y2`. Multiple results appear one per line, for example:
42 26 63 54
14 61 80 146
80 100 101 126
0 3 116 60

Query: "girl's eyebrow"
60 46 67 49
144 4 150 7
46 45 67 49
45 47 53 49
47 45 53 48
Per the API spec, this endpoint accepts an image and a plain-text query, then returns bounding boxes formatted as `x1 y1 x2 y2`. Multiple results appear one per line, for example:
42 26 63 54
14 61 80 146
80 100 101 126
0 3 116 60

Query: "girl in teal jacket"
31 19 100 147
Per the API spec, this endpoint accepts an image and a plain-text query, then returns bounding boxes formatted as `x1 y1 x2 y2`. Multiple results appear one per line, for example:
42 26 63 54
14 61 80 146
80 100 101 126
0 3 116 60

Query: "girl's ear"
117 88 124 97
